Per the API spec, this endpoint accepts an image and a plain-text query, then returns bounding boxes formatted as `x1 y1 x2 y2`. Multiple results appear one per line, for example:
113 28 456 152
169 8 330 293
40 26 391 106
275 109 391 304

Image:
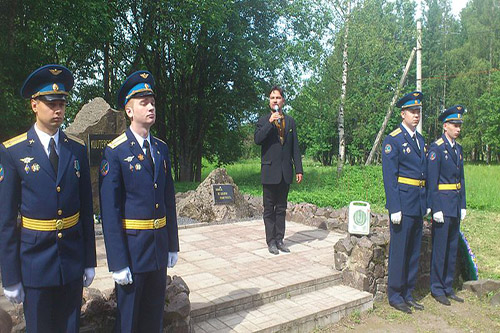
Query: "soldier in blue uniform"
99 70 179 332
427 105 467 305
382 91 428 314
0 65 96 332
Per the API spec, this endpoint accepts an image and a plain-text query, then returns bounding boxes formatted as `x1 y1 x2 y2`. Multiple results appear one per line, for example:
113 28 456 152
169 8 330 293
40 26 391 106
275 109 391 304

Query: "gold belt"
438 183 461 191
122 216 166 230
22 212 79 231
398 176 426 187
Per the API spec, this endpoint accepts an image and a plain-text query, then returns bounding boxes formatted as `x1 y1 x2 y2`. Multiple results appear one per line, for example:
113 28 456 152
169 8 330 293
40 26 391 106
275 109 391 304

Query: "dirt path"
315 290 500 332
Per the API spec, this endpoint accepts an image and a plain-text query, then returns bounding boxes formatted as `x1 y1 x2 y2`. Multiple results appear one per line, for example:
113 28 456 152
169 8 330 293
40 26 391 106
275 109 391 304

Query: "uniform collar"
34 123 60 155
444 134 455 148
129 126 151 149
401 122 417 138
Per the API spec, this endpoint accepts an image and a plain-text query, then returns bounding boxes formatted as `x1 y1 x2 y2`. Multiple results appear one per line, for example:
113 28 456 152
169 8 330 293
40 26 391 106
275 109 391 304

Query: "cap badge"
140 73 149 79
53 83 59 91
145 83 150 89
49 69 62 75
457 106 462 110
413 93 419 96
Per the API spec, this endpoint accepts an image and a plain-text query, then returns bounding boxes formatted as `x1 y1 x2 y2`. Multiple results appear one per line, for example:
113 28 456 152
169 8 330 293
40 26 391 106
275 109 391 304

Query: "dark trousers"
387 215 423 305
262 179 290 245
430 216 460 296
115 268 166 333
23 278 83 333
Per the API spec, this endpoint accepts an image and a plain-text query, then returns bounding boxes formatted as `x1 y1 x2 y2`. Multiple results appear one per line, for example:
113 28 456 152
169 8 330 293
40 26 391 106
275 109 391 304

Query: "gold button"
154 183 158 189
155 203 159 209
57 232 63 239
56 186 61 192
58 210 63 216
56 219 63 230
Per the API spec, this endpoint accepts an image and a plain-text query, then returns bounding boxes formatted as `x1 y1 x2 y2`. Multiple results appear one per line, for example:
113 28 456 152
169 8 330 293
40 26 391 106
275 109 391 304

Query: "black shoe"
406 300 424 310
432 294 451 306
276 240 290 253
448 294 464 303
390 302 412 314
268 242 279 255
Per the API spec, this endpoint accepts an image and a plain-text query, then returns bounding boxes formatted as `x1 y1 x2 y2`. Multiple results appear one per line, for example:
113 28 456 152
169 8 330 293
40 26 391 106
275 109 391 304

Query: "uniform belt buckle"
56 219 64 230
153 219 160 229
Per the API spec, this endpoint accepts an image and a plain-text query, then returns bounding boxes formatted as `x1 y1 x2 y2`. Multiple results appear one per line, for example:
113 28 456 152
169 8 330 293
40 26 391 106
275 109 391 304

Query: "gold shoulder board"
3 132 28 148
153 136 166 145
435 138 444 146
390 128 402 137
65 133 85 146
108 133 127 149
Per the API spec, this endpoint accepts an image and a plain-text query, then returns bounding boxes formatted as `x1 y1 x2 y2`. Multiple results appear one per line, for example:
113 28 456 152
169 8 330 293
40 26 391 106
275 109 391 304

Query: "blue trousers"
23 278 83 333
387 214 423 305
115 268 166 333
430 216 460 296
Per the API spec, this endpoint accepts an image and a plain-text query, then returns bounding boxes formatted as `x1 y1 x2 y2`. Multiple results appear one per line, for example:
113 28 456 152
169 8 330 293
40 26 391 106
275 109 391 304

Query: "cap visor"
37 94 67 102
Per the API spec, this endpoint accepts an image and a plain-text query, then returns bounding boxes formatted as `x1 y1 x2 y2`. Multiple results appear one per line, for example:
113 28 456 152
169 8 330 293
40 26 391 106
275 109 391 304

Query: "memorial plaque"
213 184 235 205
88 134 119 166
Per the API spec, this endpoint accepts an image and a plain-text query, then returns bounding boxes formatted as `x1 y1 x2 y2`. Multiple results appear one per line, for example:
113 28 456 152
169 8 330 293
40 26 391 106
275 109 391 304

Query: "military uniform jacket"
254 113 303 185
427 135 466 218
99 129 179 274
0 126 96 288
382 124 427 217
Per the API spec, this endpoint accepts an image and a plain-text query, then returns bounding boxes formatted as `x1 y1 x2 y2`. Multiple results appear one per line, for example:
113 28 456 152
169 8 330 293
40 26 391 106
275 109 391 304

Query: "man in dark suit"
0 65 96 332
427 105 467 306
382 91 428 314
99 70 179 332
254 86 303 255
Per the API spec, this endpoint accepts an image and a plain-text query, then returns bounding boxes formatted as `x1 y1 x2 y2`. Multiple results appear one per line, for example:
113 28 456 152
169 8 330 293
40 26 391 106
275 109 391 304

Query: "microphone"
273 104 281 125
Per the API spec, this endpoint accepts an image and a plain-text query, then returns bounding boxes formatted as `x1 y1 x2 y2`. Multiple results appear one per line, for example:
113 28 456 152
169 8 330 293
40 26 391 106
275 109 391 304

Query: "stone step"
193 284 373 333
191 267 342 323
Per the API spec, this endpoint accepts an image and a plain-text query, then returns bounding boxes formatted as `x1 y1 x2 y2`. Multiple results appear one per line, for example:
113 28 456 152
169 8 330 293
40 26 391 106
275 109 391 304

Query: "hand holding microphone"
269 104 282 124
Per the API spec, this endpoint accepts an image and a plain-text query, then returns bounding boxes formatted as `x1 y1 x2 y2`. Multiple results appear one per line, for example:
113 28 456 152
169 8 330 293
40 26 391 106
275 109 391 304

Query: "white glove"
167 252 178 268
461 209 466 221
425 208 431 217
390 211 402 225
3 282 24 304
83 267 95 287
433 211 444 223
112 267 133 285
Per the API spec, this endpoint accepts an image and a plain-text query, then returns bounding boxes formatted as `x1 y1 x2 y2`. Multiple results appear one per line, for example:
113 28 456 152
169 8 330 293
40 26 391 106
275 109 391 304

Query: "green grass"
464 164 500 212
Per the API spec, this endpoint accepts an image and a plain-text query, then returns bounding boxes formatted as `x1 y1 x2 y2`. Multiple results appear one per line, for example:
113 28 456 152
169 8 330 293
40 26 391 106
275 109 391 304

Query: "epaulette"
65 133 85 146
390 128 402 137
435 138 444 146
2 132 27 148
153 136 166 145
108 133 127 149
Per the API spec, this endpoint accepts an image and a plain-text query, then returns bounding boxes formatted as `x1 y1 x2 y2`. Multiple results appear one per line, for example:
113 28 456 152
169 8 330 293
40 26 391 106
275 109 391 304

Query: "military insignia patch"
129 164 134 172
53 83 59 91
49 69 62 75
140 73 149 79
138 154 145 161
384 144 392 154
31 163 40 172
406 147 411 154
430 151 436 161
20 157 34 164
124 156 134 162
100 160 110 176
0 164 4 182
135 163 142 171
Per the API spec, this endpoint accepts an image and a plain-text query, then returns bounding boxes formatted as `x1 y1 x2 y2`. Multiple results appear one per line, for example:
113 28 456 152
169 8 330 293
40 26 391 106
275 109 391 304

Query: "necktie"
412 134 420 149
143 140 154 168
49 138 59 175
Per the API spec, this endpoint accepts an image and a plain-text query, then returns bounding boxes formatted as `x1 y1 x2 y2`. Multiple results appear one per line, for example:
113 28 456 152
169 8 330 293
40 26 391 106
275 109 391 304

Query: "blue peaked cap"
20 64 74 101
117 70 155 109
396 91 423 109
438 105 465 124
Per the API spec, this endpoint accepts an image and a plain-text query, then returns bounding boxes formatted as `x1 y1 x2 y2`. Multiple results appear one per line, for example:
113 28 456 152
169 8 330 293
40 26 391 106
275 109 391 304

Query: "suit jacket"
427 135 466 218
0 126 96 288
382 124 427 217
254 113 303 184
99 129 179 274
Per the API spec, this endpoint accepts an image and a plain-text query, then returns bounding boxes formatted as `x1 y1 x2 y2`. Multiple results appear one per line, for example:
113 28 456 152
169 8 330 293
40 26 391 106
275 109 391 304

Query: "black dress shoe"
406 300 424 310
390 302 412 314
276 240 290 253
268 242 279 255
432 294 451 306
448 294 464 303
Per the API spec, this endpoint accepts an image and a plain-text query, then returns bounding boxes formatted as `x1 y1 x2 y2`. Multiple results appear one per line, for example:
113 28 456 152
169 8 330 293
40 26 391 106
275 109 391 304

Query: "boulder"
0 307 12 333
463 279 500 297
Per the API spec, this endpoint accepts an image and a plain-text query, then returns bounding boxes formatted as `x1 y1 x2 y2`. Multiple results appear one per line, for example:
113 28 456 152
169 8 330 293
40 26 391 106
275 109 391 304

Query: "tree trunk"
365 48 416 165
337 0 351 177
103 42 111 104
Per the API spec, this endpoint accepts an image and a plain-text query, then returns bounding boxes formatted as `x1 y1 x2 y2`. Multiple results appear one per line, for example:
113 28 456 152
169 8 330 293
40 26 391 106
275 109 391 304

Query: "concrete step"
191 267 342 323
193 284 373 333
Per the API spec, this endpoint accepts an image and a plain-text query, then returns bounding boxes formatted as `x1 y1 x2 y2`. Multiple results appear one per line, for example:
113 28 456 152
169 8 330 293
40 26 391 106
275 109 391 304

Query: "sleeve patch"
384 144 392 154
0 164 4 182
100 160 110 176
429 151 436 161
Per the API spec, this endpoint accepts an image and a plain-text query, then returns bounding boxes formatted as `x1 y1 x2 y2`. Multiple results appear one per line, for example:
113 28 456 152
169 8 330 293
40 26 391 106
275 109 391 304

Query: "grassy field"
174 159 500 279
